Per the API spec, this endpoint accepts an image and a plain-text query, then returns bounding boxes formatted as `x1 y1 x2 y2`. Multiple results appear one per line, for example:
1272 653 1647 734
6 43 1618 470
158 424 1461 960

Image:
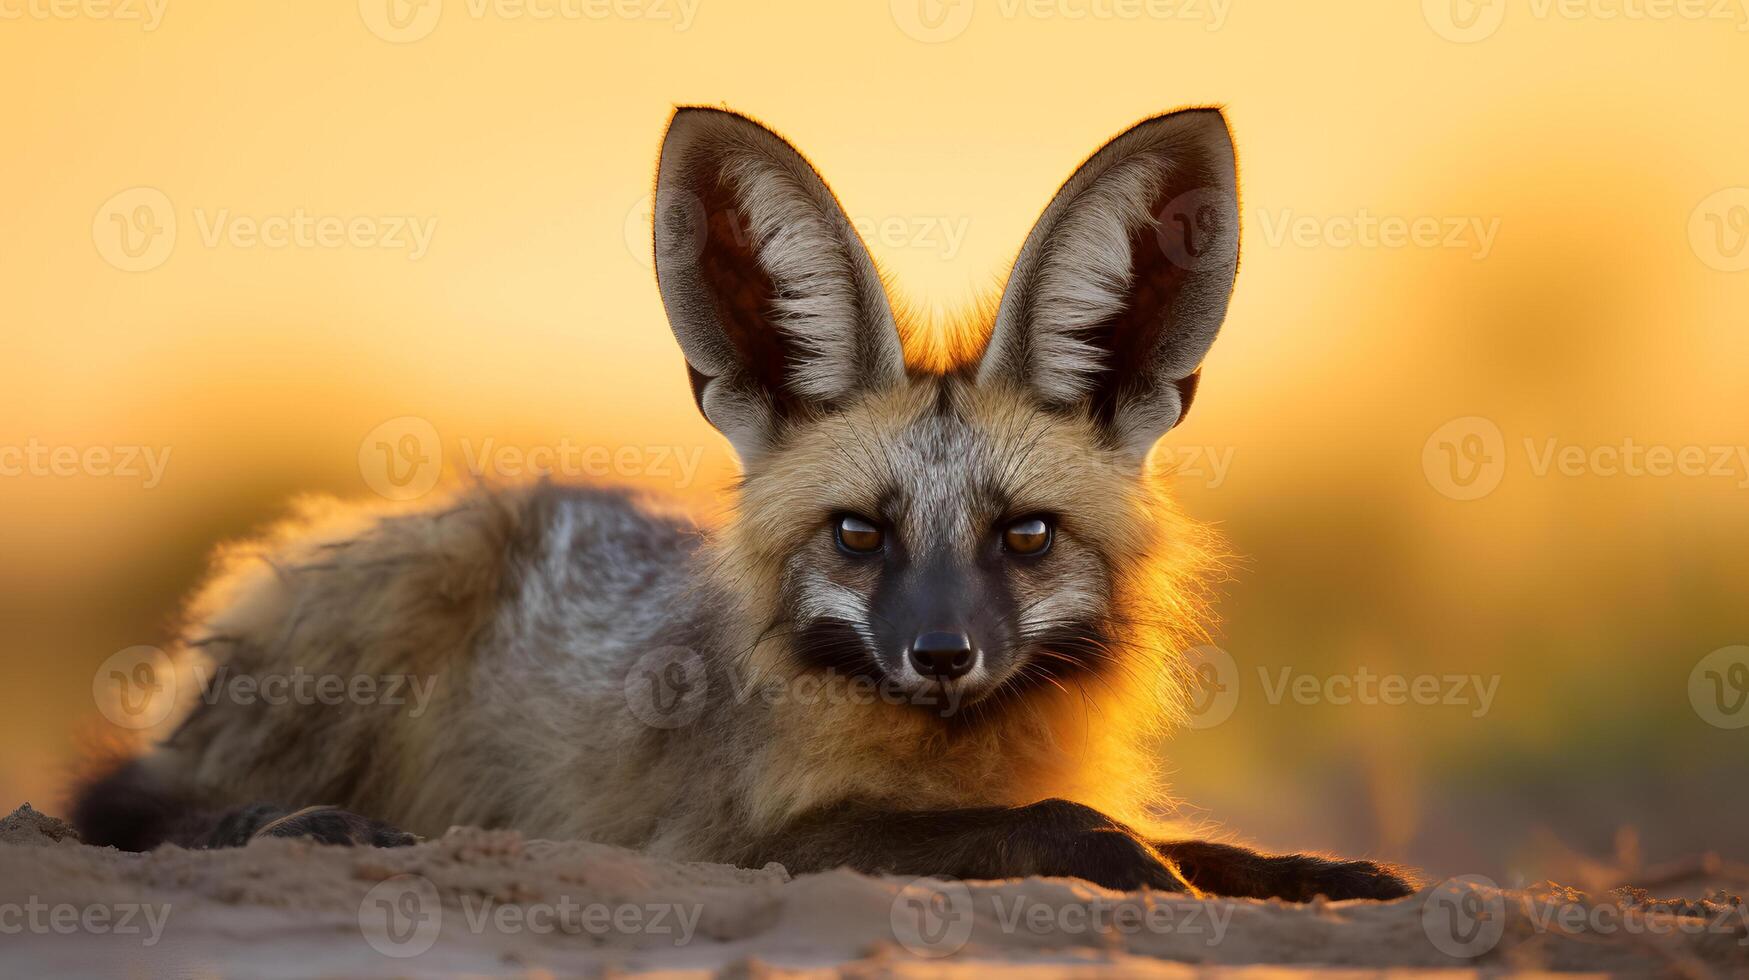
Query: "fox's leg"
201 803 418 848
748 799 1414 901
71 759 416 851
745 798 1193 893
1150 838 1415 901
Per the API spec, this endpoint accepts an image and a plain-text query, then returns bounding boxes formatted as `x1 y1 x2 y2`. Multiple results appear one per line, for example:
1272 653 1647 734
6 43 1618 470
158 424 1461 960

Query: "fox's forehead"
872 389 1009 549
746 377 1140 553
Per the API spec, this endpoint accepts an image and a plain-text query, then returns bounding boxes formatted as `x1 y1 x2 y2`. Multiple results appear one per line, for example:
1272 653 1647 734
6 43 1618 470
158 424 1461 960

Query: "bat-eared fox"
74 106 1413 902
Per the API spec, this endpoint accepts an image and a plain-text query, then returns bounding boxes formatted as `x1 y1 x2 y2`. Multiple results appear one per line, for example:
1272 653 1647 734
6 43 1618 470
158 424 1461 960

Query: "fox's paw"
248 805 419 848
1155 839 1416 901
1261 854 1415 901
1057 829 1193 892
1015 800 1193 893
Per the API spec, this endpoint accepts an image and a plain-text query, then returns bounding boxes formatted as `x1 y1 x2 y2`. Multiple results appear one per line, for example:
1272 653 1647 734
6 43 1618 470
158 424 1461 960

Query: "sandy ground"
2 804 1745 978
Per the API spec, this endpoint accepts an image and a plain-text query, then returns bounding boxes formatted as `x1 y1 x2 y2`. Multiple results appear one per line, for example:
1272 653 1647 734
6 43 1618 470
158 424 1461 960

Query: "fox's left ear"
977 108 1240 461
653 107 904 461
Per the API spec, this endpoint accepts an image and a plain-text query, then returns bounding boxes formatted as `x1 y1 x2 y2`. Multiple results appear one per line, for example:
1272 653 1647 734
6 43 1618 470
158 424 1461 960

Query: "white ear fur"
978 109 1240 460
654 107 903 459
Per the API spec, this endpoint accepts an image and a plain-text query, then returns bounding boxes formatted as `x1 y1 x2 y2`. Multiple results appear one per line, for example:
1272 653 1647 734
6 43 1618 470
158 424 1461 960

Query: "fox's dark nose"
908 631 976 680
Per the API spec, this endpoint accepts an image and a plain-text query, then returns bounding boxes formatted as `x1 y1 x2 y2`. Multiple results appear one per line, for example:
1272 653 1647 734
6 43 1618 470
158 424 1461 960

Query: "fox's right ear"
653 107 904 461
977 108 1240 463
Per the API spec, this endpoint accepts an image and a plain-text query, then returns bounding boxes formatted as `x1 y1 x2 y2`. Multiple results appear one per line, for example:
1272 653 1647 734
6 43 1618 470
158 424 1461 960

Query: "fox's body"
76 107 1411 901
99 381 1201 861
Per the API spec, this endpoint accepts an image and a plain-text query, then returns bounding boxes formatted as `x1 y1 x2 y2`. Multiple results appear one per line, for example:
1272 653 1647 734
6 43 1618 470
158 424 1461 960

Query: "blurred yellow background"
2 0 1745 881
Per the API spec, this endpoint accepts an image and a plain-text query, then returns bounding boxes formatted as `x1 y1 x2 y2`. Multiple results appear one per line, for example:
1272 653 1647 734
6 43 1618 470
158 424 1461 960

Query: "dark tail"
72 757 417 850
70 757 214 851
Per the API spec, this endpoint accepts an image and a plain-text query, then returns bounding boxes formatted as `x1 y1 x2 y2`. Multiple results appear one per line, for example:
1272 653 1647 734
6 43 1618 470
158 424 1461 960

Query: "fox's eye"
1003 517 1053 556
835 514 884 555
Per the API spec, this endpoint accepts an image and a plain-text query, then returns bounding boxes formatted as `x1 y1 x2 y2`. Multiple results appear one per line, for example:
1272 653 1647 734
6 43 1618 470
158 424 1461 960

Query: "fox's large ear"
977 108 1239 461
653 107 904 460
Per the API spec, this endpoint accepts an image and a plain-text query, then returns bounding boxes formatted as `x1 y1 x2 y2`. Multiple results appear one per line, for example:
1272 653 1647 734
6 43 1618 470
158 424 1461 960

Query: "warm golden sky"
2 1 1746 874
